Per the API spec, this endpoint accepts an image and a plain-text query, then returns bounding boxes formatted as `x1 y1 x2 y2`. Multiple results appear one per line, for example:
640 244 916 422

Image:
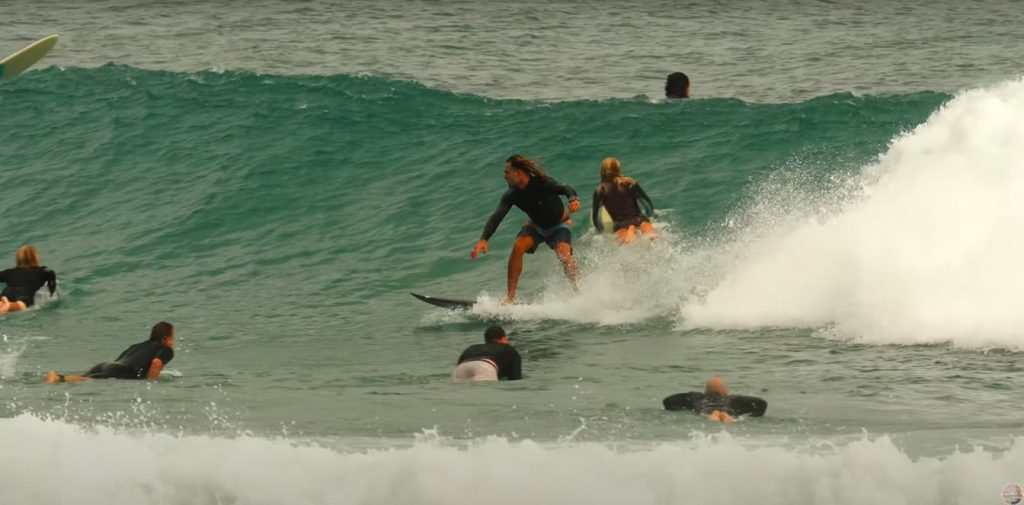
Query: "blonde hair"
16 245 40 269
599 157 635 189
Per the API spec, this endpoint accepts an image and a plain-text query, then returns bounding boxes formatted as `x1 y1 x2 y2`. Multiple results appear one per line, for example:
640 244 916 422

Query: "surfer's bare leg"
506 236 534 303
0 297 21 313
640 221 657 241
4 300 27 313
707 410 734 423
615 225 638 244
45 371 88 383
554 243 579 292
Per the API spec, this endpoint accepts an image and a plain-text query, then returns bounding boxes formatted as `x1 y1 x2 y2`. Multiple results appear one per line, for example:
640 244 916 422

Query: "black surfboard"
410 293 476 310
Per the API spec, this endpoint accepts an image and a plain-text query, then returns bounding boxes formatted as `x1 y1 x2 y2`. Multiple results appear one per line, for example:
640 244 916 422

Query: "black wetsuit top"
481 176 579 240
592 182 653 232
0 266 57 306
662 392 767 417
457 342 522 380
85 340 174 380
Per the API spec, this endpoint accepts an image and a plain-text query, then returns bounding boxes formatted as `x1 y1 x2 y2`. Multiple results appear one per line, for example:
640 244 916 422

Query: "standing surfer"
471 154 580 303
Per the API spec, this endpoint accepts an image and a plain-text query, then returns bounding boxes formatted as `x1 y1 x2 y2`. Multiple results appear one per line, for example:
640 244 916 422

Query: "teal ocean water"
3 2 1024 504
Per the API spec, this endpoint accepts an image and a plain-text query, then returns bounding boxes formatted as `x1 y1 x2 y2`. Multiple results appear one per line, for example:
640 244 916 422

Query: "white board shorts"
452 360 498 382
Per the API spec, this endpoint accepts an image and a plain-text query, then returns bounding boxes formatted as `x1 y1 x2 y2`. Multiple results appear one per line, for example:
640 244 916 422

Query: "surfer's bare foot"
0 298 9 314
45 371 61 384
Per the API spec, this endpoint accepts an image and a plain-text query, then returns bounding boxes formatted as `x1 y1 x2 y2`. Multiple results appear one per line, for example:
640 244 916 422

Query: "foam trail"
0 337 25 380
0 414 1020 505
682 79 1024 349
463 221 698 325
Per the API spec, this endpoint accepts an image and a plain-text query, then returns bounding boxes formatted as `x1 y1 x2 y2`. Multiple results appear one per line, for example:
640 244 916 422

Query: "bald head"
705 376 729 396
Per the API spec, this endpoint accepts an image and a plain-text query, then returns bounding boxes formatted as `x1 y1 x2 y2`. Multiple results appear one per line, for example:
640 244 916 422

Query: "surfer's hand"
471 239 488 259
568 198 580 213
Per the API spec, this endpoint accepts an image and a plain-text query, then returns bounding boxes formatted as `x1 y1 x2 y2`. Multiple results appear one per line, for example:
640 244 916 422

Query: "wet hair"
505 154 549 180
665 72 690 99
150 321 175 342
599 157 636 189
15 245 40 269
483 325 507 343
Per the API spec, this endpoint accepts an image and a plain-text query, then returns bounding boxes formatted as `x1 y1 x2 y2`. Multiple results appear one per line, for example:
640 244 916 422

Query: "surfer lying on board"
452 325 522 381
45 322 175 383
592 157 656 243
0 245 57 314
470 154 580 303
662 376 767 423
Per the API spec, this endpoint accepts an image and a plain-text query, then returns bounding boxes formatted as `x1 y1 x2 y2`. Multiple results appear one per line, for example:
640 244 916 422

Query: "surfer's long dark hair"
506 154 548 180
150 321 175 342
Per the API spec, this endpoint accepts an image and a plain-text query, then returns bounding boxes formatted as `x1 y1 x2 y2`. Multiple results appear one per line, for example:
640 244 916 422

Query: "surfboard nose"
1 34 60 80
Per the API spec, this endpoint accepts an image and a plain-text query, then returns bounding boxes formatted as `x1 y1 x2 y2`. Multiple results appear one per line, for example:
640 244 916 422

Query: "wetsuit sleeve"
0 269 8 283
634 184 654 218
726 395 767 417
44 267 57 295
505 348 522 380
591 188 604 233
662 392 702 411
158 347 174 366
541 177 578 201
114 347 131 361
480 192 514 241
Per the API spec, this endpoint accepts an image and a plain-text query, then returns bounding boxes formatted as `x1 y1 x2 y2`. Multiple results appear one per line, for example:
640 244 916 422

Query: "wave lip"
682 79 1024 350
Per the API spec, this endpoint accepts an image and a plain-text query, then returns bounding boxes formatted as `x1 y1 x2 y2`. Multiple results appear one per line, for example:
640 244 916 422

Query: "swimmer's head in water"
665 72 690 99
15 245 40 269
150 321 175 346
705 376 728 396
484 325 509 344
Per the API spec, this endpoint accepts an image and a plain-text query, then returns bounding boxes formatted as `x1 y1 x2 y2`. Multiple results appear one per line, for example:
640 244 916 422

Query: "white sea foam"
0 414 1019 505
677 79 1024 349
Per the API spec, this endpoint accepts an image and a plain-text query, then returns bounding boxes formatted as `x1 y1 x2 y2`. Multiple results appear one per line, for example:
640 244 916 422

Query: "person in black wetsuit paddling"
0 245 57 313
45 322 176 383
452 325 522 382
663 376 767 423
471 154 581 303
592 157 656 243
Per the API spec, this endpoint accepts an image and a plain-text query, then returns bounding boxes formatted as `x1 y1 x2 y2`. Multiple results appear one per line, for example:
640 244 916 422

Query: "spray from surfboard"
681 78 1024 349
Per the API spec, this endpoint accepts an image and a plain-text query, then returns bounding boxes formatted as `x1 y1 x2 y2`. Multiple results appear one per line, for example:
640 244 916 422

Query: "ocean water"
3 2 1024 504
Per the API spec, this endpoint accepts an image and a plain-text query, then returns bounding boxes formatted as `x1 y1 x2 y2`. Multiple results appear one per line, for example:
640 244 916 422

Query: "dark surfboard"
410 293 476 310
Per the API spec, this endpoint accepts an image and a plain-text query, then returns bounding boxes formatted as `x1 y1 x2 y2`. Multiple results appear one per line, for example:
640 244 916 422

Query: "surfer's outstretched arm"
473 195 513 259
634 184 654 217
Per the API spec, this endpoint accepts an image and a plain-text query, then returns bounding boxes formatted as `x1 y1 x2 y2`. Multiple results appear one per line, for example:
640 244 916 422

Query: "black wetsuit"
0 266 57 307
481 176 579 252
457 342 522 380
84 340 174 380
592 182 653 232
662 392 767 417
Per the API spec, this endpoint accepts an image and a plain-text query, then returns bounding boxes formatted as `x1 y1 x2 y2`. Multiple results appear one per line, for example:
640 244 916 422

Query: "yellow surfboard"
590 206 614 234
1 35 59 80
